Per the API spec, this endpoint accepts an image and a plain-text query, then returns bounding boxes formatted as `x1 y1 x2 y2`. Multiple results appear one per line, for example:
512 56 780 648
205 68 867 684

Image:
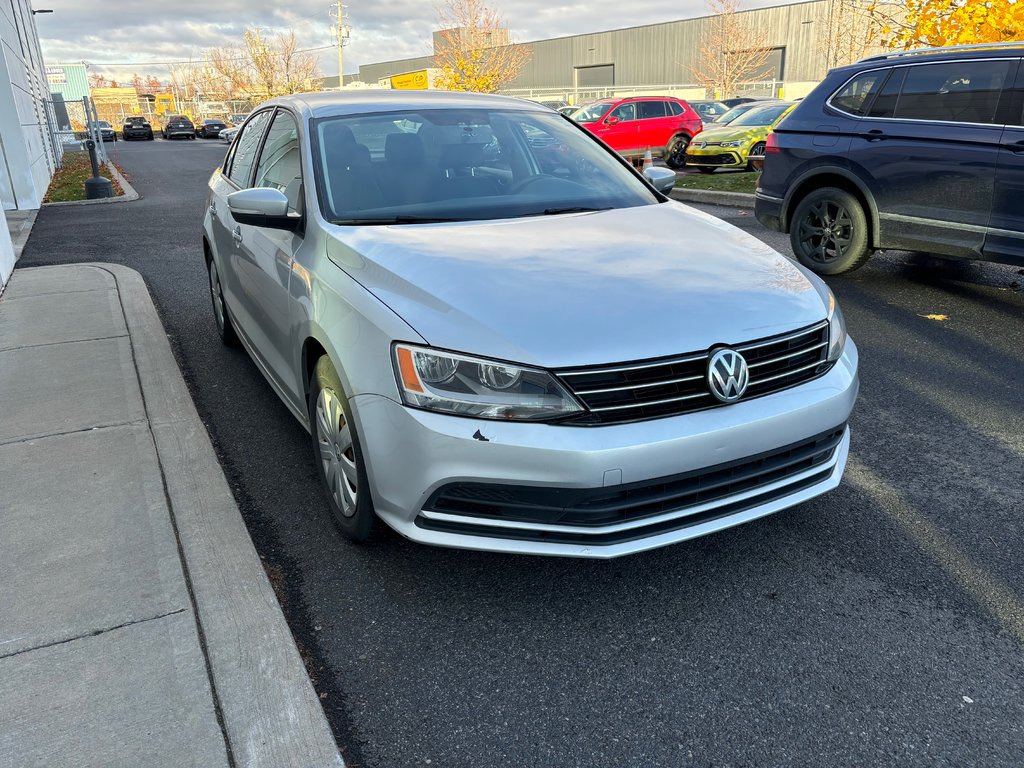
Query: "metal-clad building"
355 0 838 99
46 62 90 102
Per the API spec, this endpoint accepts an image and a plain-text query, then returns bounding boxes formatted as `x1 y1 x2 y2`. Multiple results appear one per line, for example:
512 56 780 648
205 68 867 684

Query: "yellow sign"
391 70 430 90
155 93 176 113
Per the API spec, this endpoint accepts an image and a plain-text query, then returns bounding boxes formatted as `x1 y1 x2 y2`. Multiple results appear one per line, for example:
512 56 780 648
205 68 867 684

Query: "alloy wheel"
315 387 358 518
667 138 689 168
796 199 855 265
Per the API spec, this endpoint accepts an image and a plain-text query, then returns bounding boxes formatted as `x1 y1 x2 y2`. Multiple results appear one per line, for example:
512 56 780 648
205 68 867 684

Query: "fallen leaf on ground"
919 314 949 321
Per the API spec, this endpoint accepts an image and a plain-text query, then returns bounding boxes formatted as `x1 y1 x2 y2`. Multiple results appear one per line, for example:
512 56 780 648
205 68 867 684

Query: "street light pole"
336 0 345 87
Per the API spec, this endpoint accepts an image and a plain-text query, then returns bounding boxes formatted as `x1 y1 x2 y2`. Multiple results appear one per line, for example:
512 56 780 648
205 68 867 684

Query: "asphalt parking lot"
20 139 1024 767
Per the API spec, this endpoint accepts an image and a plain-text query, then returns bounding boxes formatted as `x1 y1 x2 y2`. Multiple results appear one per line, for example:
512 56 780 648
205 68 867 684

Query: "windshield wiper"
332 215 472 225
537 206 613 216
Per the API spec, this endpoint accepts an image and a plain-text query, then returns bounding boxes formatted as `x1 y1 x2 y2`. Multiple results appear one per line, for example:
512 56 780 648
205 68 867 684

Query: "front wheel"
789 188 871 275
308 357 378 541
664 136 690 169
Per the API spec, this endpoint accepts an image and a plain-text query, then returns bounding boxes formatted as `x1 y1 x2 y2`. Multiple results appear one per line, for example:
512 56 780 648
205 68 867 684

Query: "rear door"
849 59 1012 257
635 99 671 153
987 59 1024 261
209 108 273 334
592 101 639 156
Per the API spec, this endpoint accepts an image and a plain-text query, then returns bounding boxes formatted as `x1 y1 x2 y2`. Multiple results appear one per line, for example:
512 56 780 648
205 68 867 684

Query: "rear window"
638 101 668 119
668 101 685 116
893 60 1012 124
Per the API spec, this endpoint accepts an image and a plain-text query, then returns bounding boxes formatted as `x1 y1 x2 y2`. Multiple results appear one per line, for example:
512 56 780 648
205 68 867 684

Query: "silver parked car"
203 90 859 558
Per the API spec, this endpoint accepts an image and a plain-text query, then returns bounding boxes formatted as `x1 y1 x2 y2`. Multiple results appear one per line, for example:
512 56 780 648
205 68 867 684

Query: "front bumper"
354 340 859 558
685 148 746 167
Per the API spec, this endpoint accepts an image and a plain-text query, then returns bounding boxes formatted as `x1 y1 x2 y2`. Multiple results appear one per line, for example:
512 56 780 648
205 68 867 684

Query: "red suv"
571 97 704 169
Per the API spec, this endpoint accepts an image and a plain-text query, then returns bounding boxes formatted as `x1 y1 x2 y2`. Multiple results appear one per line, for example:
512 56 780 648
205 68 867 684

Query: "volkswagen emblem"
707 348 749 403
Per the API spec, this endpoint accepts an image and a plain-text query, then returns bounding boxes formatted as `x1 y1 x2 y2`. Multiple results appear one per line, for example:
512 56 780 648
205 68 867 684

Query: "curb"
86 263 344 768
43 161 140 207
670 187 755 208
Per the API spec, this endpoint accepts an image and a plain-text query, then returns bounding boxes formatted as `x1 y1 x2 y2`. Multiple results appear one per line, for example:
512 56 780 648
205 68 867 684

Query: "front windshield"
570 102 613 122
313 108 659 225
98 121 111 128
729 103 791 127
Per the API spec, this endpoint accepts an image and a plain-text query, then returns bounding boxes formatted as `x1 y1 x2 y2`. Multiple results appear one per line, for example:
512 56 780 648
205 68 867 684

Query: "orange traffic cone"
642 147 653 171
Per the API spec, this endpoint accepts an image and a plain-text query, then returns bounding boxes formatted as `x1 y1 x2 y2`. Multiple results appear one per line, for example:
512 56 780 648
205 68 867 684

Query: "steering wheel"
507 175 555 195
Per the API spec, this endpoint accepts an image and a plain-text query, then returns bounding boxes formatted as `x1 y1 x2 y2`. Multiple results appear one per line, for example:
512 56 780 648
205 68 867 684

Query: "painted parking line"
846 457 1024 644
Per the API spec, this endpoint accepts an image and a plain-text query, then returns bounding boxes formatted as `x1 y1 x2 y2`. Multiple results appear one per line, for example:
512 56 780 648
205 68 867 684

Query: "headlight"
393 344 583 421
827 291 847 362
720 140 747 148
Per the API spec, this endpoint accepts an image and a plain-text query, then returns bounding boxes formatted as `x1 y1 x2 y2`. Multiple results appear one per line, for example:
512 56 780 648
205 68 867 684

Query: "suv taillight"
765 132 781 153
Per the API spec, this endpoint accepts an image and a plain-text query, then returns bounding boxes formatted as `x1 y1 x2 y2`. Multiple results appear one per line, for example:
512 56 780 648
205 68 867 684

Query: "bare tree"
206 29 321 100
433 0 531 93
691 0 774 99
815 0 885 70
88 72 108 89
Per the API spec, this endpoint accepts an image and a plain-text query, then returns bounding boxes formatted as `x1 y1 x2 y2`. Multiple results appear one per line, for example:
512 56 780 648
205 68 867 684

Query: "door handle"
864 129 885 142
209 202 217 220
232 226 243 246
1006 140 1024 154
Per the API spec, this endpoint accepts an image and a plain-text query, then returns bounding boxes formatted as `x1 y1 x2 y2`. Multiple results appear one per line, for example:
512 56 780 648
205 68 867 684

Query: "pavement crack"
0 420 148 447
0 333 128 354
0 609 187 661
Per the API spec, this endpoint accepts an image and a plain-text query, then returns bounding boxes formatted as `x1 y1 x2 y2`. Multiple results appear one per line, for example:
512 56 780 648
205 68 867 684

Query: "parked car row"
98 116 242 142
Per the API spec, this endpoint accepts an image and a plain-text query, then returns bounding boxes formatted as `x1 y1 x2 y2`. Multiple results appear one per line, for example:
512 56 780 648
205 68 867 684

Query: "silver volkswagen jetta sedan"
203 90 859 558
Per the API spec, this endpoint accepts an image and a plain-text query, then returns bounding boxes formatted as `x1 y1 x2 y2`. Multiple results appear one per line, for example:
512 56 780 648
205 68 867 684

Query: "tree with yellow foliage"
433 0 531 93
870 0 1021 49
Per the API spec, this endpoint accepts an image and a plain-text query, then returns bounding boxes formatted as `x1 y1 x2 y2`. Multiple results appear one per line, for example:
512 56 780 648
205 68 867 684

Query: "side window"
867 68 906 118
667 101 685 116
832 70 885 116
894 60 1013 124
609 103 637 122
253 111 302 215
227 110 273 186
638 101 668 119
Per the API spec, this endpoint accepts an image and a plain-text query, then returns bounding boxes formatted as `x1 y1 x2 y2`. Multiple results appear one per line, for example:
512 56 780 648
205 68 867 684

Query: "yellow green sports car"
685 102 795 173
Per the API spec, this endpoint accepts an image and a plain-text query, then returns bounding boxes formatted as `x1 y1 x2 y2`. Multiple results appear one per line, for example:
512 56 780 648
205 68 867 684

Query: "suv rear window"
668 101 685 116
893 60 1012 125
638 101 667 119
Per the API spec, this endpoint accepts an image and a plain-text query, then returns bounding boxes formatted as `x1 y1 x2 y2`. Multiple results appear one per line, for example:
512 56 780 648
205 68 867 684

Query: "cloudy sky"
35 0 802 81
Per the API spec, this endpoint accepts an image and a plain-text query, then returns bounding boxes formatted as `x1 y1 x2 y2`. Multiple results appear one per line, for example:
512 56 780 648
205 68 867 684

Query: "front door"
592 102 639 157
986 59 1024 262
850 59 1012 258
233 108 306 404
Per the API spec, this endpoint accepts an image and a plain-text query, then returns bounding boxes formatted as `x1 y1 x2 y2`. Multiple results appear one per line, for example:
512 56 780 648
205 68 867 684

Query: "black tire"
664 135 691 170
695 167 717 174
207 257 238 346
308 356 378 541
147 132 153 140
789 187 871 275
747 142 766 171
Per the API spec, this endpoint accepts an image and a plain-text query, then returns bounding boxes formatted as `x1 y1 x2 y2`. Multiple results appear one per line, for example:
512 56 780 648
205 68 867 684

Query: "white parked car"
219 125 240 144
202 90 859 558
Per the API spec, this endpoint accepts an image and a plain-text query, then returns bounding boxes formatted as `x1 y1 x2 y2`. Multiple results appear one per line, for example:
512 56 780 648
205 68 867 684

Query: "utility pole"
334 1 350 88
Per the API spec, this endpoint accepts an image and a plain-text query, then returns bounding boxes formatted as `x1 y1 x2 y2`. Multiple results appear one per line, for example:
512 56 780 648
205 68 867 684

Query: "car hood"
325 202 828 369
695 124 768 143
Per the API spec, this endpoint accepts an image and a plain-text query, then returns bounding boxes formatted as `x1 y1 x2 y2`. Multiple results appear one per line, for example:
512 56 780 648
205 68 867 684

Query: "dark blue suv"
755 43 1024 274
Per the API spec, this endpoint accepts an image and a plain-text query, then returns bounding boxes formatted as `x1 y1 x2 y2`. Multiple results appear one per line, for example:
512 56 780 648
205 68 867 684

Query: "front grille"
418 425 846 545
686 152 738 165
556 321 831 425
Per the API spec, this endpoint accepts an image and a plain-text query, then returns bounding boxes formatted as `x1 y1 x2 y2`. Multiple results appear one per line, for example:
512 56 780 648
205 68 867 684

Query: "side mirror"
643 166 677 195
605 116 621 125
227 188 300 231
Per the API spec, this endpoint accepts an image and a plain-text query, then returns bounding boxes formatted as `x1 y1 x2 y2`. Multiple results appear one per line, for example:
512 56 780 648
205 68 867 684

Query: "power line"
86 43 337 68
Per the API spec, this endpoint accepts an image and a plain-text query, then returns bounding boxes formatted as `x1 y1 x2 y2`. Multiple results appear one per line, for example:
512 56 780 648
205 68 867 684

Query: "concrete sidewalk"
0 264 343 767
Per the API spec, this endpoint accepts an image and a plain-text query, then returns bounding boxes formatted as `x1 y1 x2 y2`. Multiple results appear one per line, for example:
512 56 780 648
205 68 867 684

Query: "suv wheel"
664 136 690 169
790 188 871 275
308 356 379 541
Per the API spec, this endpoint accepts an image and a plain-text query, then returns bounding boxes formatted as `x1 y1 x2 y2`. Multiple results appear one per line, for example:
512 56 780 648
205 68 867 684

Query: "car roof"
265 89 552 120
838 42 1024 75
